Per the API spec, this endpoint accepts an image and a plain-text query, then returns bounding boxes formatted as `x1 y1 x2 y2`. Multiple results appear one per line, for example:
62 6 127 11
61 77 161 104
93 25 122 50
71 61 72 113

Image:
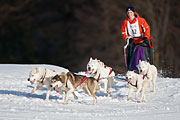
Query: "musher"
121 6 152 71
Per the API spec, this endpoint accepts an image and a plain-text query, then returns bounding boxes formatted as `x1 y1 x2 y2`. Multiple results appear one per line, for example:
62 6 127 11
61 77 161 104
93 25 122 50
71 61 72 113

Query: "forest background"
0 0 179 77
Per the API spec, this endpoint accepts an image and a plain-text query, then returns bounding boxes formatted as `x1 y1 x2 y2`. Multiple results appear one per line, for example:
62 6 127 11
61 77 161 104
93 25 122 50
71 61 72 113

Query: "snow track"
0 64 179 120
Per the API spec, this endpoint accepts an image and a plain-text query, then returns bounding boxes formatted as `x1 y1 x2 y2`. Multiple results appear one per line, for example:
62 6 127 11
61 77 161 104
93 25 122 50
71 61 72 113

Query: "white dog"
137 60 157 92
126 71 148 103
27 67 61 101
86 58 116 96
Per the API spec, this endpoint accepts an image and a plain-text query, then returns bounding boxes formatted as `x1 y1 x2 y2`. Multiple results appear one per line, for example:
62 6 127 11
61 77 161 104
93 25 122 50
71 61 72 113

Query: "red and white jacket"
121 13 150 44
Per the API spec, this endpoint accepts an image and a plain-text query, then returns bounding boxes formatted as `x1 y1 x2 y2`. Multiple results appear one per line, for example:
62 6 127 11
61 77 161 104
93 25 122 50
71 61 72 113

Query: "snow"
0 64 180 120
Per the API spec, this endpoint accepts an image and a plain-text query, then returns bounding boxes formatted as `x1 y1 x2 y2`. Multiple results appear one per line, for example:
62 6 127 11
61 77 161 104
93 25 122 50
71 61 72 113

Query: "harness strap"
109 68 113 75
128 74 147 88
128 80 137 88
75 76 87 88
97 68 112 82
97 74 100 82
142 74 147 79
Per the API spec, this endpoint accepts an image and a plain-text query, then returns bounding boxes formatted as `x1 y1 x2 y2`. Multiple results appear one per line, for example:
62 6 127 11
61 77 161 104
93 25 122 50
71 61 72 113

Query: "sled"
124 37 155 71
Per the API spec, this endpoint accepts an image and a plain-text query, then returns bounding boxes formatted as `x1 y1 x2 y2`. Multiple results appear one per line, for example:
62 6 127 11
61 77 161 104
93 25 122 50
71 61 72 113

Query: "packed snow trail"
0 64 180 120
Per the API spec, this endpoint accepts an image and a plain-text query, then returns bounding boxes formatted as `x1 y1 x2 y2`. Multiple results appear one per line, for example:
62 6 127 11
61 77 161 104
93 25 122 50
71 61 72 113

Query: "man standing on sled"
121 6 151 71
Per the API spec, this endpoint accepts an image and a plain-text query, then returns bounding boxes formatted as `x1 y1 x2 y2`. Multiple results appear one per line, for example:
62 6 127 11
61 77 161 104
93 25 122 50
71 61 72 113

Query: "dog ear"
145 61 150 66
57 75 61 81
61 75 66 83
136 64 139 68
94 58 98 62
139 60 142 63
32 67 34 70
61 72 66 75
36 68 39 73
52 74 59 81
90 57 93 61
52 74 57 79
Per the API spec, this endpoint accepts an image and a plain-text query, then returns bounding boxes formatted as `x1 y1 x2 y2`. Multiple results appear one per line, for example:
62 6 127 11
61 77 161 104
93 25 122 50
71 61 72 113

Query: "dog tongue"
85 71 92 74
140 72 144 75
54 86 59 93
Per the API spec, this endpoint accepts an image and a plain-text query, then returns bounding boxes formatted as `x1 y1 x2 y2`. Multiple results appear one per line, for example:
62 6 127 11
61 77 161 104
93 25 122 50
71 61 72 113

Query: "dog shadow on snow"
0 86 60 100
93 77 128 99
76 76 128 100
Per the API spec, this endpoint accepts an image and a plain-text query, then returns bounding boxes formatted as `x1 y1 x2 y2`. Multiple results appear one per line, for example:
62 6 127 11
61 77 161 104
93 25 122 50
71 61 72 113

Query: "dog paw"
137 100 141 103
64 101 68 104
74 96 78 100
127 98 130 101
96 85 100 92
150 88 155 92
45 99 49 101
30 91 35 94
107 90 111 94
96 90 100 93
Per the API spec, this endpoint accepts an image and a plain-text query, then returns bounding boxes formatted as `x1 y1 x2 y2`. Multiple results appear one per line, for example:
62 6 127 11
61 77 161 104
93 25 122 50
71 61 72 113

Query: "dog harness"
128 80 137 88
97 67 113 82
128 74 147 88
75 76 87 88
142 74 147 79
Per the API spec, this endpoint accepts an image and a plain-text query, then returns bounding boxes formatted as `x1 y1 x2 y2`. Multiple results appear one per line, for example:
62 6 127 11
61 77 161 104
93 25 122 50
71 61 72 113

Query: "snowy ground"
0 64 180 120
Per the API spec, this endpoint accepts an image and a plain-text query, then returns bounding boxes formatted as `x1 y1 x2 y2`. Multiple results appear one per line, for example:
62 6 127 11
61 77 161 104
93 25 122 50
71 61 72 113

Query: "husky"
86 58 116 97
137 60 157 92
126 71 149 103
51 72 99 105
50 72 78 102
27 67 61 101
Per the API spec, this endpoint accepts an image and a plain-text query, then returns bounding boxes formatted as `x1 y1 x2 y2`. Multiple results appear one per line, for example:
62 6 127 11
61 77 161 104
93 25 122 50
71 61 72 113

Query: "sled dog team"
28 58 157 104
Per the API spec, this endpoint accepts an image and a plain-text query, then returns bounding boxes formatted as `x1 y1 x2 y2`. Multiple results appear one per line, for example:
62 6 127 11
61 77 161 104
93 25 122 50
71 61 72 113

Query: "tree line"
0 0 179 77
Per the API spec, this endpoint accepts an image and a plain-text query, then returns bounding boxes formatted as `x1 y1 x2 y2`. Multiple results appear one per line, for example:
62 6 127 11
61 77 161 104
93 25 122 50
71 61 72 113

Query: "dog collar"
97 74 100 82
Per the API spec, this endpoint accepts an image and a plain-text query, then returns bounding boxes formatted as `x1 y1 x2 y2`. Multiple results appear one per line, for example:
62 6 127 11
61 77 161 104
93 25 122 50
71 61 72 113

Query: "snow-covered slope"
0 64 179 120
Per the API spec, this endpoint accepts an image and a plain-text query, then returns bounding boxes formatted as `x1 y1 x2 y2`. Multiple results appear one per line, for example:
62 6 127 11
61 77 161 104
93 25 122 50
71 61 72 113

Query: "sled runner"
124 37 154 71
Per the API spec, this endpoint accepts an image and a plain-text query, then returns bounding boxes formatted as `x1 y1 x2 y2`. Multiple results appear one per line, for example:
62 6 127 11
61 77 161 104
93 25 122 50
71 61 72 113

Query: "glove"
142 37 147 40
129 38 134 44
142 37 149 45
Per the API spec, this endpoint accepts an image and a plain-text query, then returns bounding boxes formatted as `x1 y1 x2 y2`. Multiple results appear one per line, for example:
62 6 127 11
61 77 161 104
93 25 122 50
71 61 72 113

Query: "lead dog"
86 58 116 97
51 72 99 105
137 60 157 92
27 67 61 101
126 71 148 103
